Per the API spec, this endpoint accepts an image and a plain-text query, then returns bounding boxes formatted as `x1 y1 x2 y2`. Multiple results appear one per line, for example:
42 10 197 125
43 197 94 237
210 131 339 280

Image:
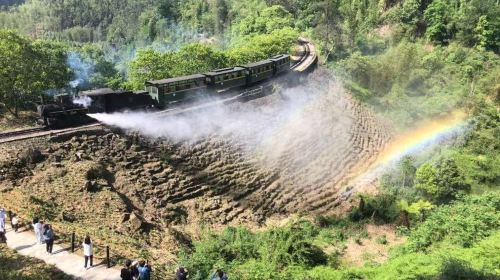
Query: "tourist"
137 260 152 280
83 235 94 269
175 267 188 280
0 216 6 243
120 259 134 280
130 260 139 279
43 224 55 254
32 218 38 241
210 269 228 280
11 214 19 232
34 220 44 244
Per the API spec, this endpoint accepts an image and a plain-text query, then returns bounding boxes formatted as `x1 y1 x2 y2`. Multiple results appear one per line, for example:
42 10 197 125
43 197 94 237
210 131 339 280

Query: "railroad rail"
0 38 317 144
291 38 317 72
0 127 46 139
0 124 102 144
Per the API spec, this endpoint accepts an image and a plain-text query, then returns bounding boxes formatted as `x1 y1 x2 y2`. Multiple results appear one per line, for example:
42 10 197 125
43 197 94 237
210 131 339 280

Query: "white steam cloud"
73 95 93 108
89 71 393 207
89 72 390 191
67 52 94 88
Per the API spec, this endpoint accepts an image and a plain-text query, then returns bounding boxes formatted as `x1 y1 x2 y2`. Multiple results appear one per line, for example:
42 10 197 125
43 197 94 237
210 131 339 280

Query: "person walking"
11 214 19 232
42 224 55 254
210 269 228 280
83 235 94 269
0 208 5 224
0 208 6 242
32 218 39 242
0 217 6 243
120 259 134 280
175 267 188 280
137 260 152 280
34 220 44 244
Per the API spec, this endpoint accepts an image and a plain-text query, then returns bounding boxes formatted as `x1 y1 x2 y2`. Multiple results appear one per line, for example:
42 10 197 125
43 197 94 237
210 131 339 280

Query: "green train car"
146 54 291 109
145 74 207 108
243 60 275 84
204 67 248 91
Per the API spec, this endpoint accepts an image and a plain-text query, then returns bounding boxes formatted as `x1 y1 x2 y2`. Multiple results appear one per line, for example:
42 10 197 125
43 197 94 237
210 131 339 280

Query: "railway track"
0 39 317 144
0 123 102 144
0 127 46 139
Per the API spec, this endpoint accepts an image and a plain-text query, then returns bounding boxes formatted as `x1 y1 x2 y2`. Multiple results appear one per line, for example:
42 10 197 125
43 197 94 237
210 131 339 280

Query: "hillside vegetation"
0 0 499 279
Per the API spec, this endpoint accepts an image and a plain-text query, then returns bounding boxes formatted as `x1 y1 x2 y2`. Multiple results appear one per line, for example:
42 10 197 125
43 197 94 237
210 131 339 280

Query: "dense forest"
0 0 499 279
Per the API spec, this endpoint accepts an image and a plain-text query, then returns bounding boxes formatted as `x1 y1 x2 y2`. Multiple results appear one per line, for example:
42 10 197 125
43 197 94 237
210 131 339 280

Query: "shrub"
407 192 500 251
375 235 388 245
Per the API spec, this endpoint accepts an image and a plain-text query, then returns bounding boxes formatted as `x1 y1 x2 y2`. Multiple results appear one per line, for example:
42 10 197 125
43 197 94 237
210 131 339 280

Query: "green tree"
415 162 439 199
424 0 450 44
233 5 294 36
416 158 470 203
397 199 434 229
0 30 70 117
127 49 175 90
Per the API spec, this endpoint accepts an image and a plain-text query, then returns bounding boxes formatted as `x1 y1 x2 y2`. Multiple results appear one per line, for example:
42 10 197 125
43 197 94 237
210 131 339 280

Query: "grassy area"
0 244 73 280
0 110 38 131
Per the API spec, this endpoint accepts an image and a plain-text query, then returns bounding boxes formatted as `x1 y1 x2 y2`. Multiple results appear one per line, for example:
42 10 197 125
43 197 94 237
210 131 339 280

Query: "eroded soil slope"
0 70 392 263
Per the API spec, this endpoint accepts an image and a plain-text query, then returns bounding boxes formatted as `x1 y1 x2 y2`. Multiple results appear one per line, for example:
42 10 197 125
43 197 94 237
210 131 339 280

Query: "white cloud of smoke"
90 72 390 191
67 52 94 88
72 95 93 108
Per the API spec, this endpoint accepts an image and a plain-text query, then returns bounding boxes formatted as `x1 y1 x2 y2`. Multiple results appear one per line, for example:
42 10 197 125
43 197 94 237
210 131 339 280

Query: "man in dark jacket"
120 259 133 280
42 224 54 254
175 267 188 280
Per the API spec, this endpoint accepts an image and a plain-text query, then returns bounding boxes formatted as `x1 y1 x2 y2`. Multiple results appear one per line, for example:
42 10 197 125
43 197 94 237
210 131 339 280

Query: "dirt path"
4 225 121 280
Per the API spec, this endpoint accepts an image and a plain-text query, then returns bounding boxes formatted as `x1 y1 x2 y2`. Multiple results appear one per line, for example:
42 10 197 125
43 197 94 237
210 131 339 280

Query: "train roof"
204 67 246 76
242 59 273 68
270 54 290 61
146 74 206 86
80 88 131 96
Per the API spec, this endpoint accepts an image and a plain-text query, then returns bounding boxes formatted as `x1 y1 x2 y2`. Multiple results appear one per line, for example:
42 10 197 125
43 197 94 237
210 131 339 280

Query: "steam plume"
67 52 94 88
73 95 93 108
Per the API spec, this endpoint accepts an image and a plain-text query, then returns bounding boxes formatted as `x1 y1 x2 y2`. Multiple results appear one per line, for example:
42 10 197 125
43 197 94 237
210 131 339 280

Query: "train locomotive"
37 54 291 127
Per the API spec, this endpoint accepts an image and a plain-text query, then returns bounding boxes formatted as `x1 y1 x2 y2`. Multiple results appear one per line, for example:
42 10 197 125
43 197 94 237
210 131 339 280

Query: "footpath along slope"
4 225 120 280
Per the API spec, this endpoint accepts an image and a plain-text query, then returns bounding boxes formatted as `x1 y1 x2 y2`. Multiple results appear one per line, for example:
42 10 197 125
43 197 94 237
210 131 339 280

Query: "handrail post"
71 232 75 252
106 246 110 268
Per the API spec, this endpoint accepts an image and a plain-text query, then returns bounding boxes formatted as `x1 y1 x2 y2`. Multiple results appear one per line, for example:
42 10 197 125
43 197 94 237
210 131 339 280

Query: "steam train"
37 54 291 127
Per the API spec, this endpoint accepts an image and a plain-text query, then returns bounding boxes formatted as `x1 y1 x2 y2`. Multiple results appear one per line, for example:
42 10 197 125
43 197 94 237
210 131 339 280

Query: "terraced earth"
0 70 392 265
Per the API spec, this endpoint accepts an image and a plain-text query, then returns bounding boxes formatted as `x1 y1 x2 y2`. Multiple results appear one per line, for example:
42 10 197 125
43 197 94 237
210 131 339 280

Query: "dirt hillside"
0 70 392 264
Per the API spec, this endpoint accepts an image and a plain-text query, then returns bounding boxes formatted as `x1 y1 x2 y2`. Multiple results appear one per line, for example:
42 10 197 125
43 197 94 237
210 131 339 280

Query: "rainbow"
375 110 469 166
349 110 469 185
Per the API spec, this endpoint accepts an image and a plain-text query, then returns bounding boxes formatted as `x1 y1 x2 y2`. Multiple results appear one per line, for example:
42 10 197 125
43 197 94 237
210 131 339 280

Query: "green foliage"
339 41 499 127
179 221 327 280
348 194 400 224
423 0 451 43
375 235 388 245
422 0 500 52
127 49 174 89
232 5 293 36
0 29 71 117
127 27 297 89
415 157 470 203
415 162 439 198
407 192 500 251
438 258 498 280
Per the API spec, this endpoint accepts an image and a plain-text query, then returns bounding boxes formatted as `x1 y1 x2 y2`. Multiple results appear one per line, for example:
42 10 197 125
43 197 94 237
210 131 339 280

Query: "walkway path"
5 225 121 280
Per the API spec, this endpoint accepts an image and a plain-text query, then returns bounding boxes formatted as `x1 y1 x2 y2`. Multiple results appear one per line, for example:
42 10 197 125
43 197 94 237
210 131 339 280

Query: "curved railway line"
0 39 317 144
